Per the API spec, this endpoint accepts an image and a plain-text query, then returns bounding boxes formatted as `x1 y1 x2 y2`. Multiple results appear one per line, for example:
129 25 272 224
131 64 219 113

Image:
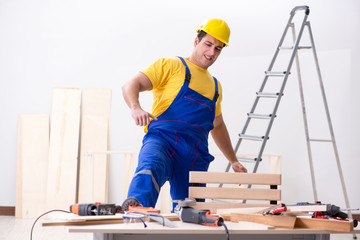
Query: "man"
122 18 247 208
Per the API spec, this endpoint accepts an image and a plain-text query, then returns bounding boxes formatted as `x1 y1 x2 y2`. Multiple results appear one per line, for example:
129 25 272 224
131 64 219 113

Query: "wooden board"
123 153 135 198
189 172 281 185
295 217 354 232
43 219 124 226
286 204 328 212
231 213 296 229
16 114 49 218
194 202 273 214
268 155 282 174
189 187 281 201
78 88 111 203
42 213 180 227
46 88 81 211
217 206 279 215
42 213 124 226
158 181 172 214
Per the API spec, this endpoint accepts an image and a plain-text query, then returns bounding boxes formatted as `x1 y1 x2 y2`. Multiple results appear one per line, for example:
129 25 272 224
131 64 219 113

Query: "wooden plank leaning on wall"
78 88 111 203
45 88 81 211
16 114 49 218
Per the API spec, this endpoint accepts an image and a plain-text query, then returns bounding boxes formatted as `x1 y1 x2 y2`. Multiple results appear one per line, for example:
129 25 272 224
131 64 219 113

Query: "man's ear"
194 37 199 47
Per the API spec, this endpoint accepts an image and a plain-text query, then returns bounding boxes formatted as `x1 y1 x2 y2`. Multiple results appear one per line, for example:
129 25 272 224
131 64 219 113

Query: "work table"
42 212 360 240
65 219 360 240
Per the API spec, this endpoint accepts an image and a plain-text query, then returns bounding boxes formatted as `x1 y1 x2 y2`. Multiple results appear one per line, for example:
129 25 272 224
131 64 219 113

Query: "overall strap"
213 76 219 101
178 56 191 82
178 56 218 101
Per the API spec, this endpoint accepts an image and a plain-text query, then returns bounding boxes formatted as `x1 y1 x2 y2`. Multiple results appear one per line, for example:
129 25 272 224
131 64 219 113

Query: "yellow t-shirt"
141 57 223 121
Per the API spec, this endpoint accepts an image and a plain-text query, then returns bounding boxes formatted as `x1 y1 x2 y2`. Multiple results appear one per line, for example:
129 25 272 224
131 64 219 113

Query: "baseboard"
0 206 15 216
353 214 360 221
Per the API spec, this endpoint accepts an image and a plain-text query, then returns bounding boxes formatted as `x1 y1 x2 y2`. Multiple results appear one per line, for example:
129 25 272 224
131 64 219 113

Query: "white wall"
1 0 359 209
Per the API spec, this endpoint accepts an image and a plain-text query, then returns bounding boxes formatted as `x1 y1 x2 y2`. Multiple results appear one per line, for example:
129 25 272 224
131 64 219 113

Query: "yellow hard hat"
196 18 230 46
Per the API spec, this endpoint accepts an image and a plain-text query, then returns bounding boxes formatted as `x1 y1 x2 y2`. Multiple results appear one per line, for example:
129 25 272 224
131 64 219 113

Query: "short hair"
197 30 207 42
197 30 225 47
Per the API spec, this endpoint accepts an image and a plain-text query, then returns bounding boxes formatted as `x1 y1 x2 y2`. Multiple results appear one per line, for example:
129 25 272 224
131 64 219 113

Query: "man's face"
191 34 224 69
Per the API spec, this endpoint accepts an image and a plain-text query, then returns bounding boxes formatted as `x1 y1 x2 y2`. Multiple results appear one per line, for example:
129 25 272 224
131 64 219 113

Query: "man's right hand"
122 72 155 126
131 107 157 126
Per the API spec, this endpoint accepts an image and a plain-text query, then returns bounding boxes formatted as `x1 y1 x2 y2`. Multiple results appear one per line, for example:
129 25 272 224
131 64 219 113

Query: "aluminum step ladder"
223 5 353 221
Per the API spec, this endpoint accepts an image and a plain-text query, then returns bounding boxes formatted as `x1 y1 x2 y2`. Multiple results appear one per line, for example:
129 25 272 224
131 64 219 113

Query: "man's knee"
127 172 159 207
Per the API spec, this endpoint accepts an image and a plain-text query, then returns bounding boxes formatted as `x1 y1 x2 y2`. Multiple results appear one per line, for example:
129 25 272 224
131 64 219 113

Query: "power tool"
174 198 224 226
70 202 121 216
70 197 147 216
291 201 358 227
262 205 287 215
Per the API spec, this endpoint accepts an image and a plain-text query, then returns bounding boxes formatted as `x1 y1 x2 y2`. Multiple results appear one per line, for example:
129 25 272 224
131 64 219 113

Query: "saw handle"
202 211 224 226
181 207 224 226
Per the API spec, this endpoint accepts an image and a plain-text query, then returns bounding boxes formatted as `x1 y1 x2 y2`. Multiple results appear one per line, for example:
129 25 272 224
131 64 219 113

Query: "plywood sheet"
16 114 49 218
78 88 111 203
46 88 81 211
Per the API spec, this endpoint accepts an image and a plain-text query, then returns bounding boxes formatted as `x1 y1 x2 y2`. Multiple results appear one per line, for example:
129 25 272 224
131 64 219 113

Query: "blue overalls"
127 57 219 208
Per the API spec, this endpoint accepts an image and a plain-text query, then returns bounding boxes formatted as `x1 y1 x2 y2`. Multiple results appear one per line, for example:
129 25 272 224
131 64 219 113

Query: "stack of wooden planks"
224 204 355 232
187 171 356 233
16 88 111 218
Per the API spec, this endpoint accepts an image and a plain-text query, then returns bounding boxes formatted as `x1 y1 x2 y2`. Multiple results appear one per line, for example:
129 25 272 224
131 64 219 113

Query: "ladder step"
247 113 274 119
265 71 289 76
239 134 268 141
256 92 282 98
298 46 312 49
237 156 262 163
278 46 293 50
309 138 333 143
279 46 312 50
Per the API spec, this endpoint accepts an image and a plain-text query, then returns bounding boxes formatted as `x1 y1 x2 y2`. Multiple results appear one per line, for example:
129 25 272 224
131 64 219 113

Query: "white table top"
66 220 360 235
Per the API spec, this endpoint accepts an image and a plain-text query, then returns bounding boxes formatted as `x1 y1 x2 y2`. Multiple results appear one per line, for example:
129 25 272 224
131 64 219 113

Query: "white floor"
1 215 358 240
0 216 92 240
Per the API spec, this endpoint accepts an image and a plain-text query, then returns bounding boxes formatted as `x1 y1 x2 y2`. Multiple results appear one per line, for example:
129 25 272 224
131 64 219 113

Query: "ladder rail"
227 7 310 175
306 21 353 220
222 6 310 188
291 22 319 202
256 9 296 95
290 5 310 15
257 6 308 95
237 6 301 149
252 11 309 174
